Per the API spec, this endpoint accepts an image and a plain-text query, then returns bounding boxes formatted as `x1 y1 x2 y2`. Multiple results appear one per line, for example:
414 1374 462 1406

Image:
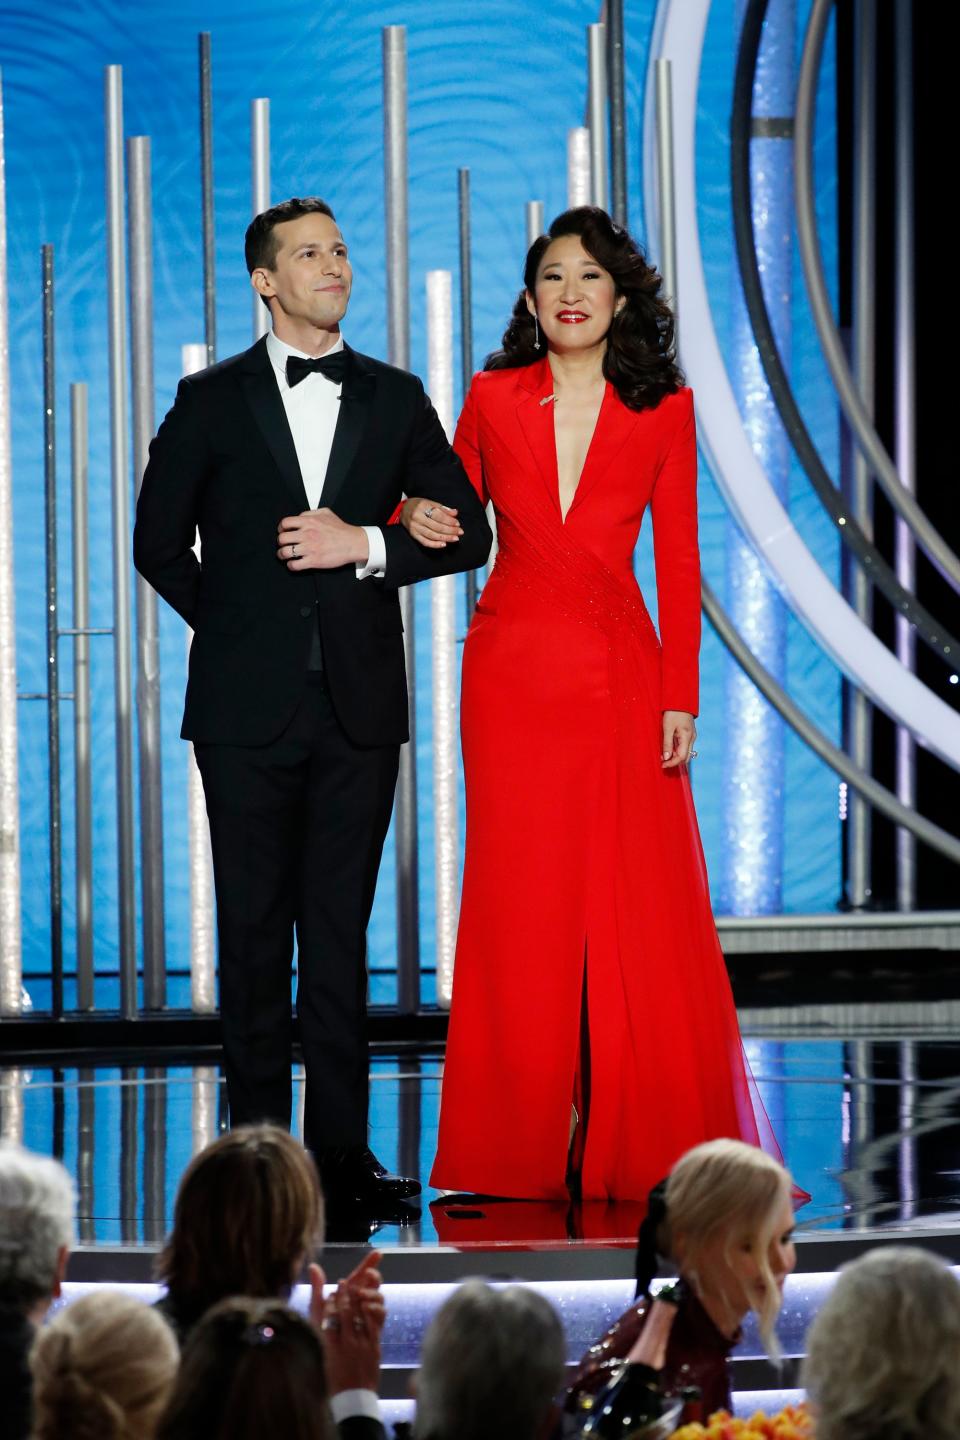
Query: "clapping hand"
400 496 463 549
308 1255 384 1394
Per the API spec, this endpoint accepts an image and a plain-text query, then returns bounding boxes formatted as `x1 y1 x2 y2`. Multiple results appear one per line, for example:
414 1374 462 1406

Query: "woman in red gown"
404 207 779 1202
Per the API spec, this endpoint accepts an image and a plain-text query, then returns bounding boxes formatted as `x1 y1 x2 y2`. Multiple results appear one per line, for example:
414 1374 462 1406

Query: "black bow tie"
285 351 348 388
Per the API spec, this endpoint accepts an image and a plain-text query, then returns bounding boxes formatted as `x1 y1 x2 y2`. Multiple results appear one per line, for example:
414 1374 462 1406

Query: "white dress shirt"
265 329 386 579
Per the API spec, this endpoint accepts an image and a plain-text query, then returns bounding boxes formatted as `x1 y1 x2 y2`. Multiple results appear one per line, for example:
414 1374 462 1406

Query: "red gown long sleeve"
430 360 779 1200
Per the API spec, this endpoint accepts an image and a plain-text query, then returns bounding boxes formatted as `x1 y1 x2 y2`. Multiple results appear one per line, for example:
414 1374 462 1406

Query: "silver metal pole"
77 1067 95 1241
525 200 544 250
0 70 22 1015
383 25 420 1010
105 66 137 1017
567 127 591 208
128 136 166 1009
846 0 876 910
458 169 478 620
181 342 217 1013
606 0 628 225
587 23 609 212
427 271 459 1008
654 60 677 314
251 99 270 342
199 33 216 367
893 0 916 911
191 1065 219 1153
42 245 63 1018
71 384 94 1009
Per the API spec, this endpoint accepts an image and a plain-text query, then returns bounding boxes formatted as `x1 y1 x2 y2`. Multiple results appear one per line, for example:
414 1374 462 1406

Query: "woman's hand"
661 711 697 769
400 497 463 549
308 1261 383 1394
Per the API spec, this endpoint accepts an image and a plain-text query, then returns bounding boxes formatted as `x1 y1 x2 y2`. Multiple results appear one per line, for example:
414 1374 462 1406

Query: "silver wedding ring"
424 506 435 518
321 1315 340 1333
291 543 298 558
352 1316 365 1333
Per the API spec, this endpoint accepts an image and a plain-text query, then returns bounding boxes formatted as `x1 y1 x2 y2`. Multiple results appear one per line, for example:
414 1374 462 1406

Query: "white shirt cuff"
356 525 386 580
329 1389 382 1423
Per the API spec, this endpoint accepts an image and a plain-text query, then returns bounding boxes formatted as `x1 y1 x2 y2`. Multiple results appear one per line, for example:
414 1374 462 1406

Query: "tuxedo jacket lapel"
319 345 377 513
238 337 309 511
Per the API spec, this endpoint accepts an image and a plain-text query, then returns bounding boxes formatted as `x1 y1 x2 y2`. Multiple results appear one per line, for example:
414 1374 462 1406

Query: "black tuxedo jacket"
133 338 491 748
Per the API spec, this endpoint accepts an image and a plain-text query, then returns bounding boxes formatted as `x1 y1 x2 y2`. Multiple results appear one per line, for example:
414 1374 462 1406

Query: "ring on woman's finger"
321 1316 340 1333
352 1316 366 1333
424 506 435 518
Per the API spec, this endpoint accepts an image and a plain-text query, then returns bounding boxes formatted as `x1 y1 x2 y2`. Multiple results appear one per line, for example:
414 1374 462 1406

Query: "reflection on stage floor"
3 1012 960 1253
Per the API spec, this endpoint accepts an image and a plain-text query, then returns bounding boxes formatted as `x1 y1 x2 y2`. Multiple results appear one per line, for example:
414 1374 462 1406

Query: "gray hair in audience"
414 1279 565 1440
0 1142 76 1307
803 1246 960 1440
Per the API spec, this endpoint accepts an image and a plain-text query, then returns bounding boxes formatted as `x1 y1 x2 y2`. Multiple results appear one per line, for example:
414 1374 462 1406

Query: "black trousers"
195 674 400 1150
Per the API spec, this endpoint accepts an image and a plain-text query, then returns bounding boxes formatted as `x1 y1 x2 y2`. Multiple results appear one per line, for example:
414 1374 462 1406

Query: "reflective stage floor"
3 1002 960 1253
4 1003 960 1420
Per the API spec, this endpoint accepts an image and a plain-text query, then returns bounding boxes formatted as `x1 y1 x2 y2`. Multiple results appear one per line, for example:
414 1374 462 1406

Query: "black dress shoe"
317 1145 422 1205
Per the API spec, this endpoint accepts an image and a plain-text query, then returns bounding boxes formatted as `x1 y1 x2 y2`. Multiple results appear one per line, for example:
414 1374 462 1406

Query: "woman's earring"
533 313 540 350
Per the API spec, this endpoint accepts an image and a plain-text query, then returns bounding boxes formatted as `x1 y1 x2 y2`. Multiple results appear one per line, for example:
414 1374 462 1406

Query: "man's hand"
277 509 369 570
400 496 463 549
661 710 697 769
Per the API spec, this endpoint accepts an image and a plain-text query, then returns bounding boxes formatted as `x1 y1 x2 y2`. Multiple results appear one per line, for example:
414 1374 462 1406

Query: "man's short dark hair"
244 197 337 277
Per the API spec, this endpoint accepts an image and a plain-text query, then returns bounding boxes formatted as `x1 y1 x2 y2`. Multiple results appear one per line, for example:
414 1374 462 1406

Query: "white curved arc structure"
645 0 960 771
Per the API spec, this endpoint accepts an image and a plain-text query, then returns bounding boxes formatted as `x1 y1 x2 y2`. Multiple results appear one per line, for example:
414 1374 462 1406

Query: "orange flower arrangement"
672 1404 814 1440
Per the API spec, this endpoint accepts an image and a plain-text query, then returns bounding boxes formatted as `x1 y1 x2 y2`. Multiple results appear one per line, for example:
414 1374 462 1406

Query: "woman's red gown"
430 360 779 1201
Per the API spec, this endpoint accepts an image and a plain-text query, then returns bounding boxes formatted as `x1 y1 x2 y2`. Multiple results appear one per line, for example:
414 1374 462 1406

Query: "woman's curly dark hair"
485 206 683 412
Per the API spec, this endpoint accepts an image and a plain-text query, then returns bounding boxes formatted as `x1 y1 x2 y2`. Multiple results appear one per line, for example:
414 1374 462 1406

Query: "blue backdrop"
2 0 840 1008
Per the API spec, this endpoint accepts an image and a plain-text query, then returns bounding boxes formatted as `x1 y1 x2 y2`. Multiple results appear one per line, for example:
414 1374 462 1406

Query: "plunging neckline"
551 381 610 524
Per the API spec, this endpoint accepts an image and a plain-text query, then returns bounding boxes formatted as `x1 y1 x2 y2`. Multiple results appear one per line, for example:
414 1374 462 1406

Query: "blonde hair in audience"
30 1290 178 1440
661 1138 792 1354
803 1246 960 1440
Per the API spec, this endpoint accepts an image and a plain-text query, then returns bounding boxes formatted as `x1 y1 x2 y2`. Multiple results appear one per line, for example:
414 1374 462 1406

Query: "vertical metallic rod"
587 23 609 212
525 200 544 249
77 1066 95 1242
191 1065 218 1154
898 1039 917 1221
720 0 794 915
251 99 271 341
120 1067 138 1242
606 0 628 225
654 61 677 312
143 1068 166 1240
105 66 137 1017
181 343 217 1011
846 0 876 909
893 0 916 910
128 137 166 1010
199 33 217 367
0 71 22 1015
427 271 459 1008
42 245 63 1018
458 170 478 619
383 25 420 1010
567 127 592 208
71 384 94 1009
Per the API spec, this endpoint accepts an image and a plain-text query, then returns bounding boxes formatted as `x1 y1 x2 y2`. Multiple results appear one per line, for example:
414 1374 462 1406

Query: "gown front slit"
430 360 779 1202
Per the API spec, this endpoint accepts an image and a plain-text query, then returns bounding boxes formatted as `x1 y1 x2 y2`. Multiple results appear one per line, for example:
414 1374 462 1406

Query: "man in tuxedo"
134 197 491 1212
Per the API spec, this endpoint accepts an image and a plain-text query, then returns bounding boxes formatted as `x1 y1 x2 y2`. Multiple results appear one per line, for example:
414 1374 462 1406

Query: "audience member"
0 1142 75 1440
30 1289 178 1440
156 1123 386 1435
803 1245 960 1440
157 1298 338 1440
567 1139 797 1419
413 1279 565 1440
